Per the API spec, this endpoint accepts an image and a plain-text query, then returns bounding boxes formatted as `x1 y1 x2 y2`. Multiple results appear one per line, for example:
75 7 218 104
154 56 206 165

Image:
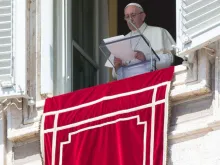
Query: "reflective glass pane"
72 47 97 90
72 0 95 60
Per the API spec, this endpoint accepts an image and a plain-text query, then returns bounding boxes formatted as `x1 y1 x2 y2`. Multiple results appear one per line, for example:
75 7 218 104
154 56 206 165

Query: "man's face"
124 6 146 31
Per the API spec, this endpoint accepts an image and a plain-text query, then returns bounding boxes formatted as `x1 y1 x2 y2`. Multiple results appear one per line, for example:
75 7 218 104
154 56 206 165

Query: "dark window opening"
72 0 97 91
117 0 183 65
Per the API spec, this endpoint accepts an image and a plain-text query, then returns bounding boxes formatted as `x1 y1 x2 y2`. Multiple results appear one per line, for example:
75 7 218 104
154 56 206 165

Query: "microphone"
127 19 174 70
127 18 142 34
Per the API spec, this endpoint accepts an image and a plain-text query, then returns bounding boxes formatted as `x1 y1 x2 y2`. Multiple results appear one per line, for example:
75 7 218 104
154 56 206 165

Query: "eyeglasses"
124 12 143 20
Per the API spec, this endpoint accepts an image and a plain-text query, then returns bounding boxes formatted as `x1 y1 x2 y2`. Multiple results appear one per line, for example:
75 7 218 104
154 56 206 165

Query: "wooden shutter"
176 0 220 57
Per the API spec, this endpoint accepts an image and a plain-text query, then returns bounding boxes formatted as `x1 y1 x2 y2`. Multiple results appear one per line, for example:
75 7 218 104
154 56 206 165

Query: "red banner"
41 67 174 165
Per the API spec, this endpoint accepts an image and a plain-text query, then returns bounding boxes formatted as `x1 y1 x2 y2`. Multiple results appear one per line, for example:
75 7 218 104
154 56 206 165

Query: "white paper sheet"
103 35 136 68
104 54 114 68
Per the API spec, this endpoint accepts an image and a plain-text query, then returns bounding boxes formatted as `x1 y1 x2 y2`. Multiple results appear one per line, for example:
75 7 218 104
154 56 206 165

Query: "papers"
104 54 115 68
103 35 136 68
103 35 124 43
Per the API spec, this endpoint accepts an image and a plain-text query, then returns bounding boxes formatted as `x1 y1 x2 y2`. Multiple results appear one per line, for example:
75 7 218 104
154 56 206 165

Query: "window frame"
54 0 109 95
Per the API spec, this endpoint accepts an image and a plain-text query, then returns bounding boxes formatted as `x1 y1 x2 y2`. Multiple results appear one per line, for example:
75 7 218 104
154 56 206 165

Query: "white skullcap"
125 3 144 12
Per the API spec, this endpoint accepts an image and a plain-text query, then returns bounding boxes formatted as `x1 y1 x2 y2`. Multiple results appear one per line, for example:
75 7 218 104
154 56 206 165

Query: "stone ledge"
168 116 220 143
170 80 211 102
7 121 40 142
171 51 211 102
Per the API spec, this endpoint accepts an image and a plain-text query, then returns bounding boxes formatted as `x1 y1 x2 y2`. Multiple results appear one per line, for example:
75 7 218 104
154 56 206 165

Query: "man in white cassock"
111 2 176 79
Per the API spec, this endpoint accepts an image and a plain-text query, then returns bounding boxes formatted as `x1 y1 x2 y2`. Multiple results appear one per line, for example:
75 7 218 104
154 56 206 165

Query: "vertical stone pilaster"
6 104 14 165
213 41 220 119
197 49 211 88
0 110 5 165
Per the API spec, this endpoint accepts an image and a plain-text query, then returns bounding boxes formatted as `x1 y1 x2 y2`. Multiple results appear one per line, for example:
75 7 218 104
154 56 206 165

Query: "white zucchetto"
125 3 144 12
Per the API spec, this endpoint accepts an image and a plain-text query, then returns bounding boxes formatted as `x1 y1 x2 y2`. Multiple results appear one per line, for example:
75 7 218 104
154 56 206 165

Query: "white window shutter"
0 0 27 98
176 0 220 57
0 0 14 95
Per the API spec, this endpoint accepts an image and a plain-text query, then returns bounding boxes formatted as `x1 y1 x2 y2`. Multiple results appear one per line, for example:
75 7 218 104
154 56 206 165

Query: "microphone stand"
127 19 160 71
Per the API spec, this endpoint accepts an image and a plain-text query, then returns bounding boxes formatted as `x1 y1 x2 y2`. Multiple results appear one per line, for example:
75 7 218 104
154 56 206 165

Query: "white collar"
131 23 147 35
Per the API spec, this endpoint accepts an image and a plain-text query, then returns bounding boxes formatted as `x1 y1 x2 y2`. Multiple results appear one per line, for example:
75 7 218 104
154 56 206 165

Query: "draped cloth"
41 66 174 165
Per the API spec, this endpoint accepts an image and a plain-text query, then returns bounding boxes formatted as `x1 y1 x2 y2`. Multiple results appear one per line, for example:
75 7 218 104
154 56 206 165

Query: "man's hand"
135 51 146 61
114 57 122 71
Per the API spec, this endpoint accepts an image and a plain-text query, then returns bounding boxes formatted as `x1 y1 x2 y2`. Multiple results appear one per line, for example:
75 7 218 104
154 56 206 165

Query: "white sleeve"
112 68 117 80
162 29 176 51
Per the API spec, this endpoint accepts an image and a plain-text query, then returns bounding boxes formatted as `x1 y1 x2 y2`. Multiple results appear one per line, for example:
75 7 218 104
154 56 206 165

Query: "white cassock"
111 22 176 79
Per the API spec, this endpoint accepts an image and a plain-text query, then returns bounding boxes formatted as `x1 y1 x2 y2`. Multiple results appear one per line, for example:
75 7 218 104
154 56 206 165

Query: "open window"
54 0 109 95
117 0 176 40
117 0 183 65
71 0 99 91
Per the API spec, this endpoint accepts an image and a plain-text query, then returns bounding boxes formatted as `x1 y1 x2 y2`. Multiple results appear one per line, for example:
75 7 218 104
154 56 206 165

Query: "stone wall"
13 141 41 165
169 129 220 165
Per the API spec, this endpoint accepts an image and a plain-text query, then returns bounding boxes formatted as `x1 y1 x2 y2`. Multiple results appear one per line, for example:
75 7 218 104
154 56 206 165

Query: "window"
117 0 183 65
72 0 98 90
54 0 109 95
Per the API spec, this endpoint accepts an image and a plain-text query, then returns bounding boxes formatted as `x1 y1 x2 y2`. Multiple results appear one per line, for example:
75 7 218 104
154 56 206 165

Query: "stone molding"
171 49 212 103
169 116 220 143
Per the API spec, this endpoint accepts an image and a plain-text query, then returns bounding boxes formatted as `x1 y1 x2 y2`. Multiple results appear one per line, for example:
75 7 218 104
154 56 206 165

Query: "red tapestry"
41 66 174 165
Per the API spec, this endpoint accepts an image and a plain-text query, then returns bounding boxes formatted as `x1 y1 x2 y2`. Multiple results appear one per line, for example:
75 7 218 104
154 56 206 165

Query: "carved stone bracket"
171 48 212 103
7 99 44 142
